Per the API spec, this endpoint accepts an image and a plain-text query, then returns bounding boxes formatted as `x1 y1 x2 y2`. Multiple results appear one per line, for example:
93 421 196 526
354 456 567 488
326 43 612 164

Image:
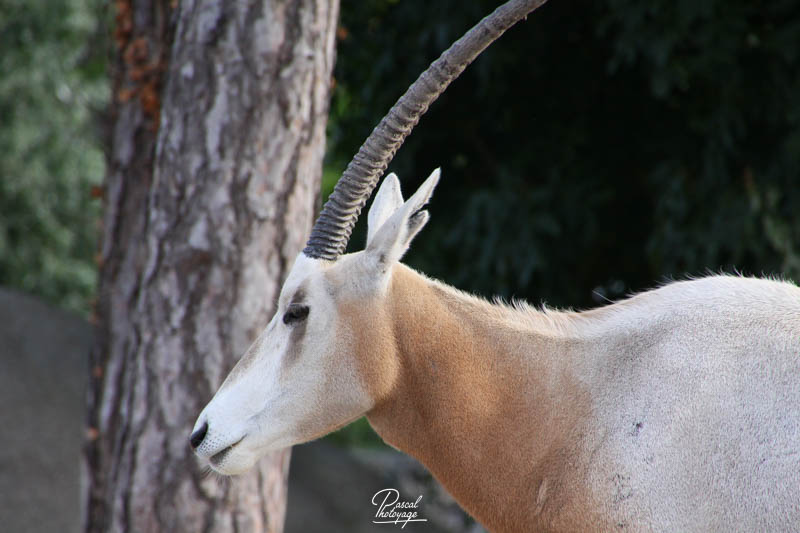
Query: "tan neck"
366 265 597 532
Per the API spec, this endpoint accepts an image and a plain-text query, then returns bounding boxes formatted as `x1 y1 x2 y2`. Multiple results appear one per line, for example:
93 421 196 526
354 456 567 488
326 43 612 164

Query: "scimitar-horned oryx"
191 0 800 531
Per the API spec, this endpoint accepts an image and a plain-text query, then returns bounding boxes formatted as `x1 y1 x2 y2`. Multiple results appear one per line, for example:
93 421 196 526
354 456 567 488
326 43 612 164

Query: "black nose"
190 421 208 449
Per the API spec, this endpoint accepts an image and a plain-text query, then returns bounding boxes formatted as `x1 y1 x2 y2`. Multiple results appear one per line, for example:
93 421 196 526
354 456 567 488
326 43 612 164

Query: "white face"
190 169 440 475
190 254 375 475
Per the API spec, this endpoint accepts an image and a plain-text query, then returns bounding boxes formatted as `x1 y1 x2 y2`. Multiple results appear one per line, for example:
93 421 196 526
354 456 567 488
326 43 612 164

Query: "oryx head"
190 0 545 474
191 170 439 474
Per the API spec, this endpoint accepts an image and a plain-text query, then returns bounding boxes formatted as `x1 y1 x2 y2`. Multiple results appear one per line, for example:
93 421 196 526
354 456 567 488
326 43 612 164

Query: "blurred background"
1 0 798 530
3 0 798 317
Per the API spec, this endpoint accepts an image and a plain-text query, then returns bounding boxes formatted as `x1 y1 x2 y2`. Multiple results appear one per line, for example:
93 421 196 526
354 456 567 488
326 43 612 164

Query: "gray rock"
0 288 90 533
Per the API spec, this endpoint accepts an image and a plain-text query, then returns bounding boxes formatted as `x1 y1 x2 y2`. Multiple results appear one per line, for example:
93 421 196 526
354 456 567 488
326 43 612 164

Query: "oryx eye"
282 304 309 325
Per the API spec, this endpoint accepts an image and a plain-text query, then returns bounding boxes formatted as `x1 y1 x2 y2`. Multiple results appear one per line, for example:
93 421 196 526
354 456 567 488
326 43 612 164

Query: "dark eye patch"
283 304 309 325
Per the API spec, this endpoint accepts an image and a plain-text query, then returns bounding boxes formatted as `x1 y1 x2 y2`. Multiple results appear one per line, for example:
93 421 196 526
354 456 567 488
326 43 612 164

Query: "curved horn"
304 0 549 260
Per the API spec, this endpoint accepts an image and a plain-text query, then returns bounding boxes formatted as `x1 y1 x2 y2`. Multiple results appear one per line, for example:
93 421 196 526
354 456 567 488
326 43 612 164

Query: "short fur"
193 172 800 532
363 266 800 531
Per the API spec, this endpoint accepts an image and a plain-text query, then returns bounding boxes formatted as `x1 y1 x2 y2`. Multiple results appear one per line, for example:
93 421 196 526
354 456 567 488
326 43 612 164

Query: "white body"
192 171 800 532
559 275 800 530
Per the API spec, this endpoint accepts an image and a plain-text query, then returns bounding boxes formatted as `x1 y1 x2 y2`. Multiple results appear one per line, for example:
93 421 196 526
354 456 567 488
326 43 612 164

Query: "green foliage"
326 417 384 448
329 0 800 312
0 0 108 313
602 0 800 280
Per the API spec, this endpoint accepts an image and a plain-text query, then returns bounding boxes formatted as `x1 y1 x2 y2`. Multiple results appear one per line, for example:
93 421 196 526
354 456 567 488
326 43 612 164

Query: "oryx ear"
365 168 440 269
367 173 404 246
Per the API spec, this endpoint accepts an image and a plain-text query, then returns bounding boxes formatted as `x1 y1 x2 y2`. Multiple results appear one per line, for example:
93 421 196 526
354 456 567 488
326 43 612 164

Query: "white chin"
207 449 258 476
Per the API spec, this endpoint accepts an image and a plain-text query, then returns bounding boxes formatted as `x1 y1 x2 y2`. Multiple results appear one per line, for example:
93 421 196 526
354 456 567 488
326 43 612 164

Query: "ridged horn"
303 0 549 260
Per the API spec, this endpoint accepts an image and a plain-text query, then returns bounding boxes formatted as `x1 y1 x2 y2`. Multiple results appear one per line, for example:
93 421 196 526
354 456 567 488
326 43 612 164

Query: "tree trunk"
84 0 338 531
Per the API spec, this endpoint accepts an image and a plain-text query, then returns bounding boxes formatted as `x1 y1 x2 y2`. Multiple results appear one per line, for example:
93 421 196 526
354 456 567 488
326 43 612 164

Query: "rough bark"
84 0 338 531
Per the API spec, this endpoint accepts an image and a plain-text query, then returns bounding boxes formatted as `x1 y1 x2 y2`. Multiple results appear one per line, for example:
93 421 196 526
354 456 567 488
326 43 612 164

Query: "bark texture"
84 0 338 531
